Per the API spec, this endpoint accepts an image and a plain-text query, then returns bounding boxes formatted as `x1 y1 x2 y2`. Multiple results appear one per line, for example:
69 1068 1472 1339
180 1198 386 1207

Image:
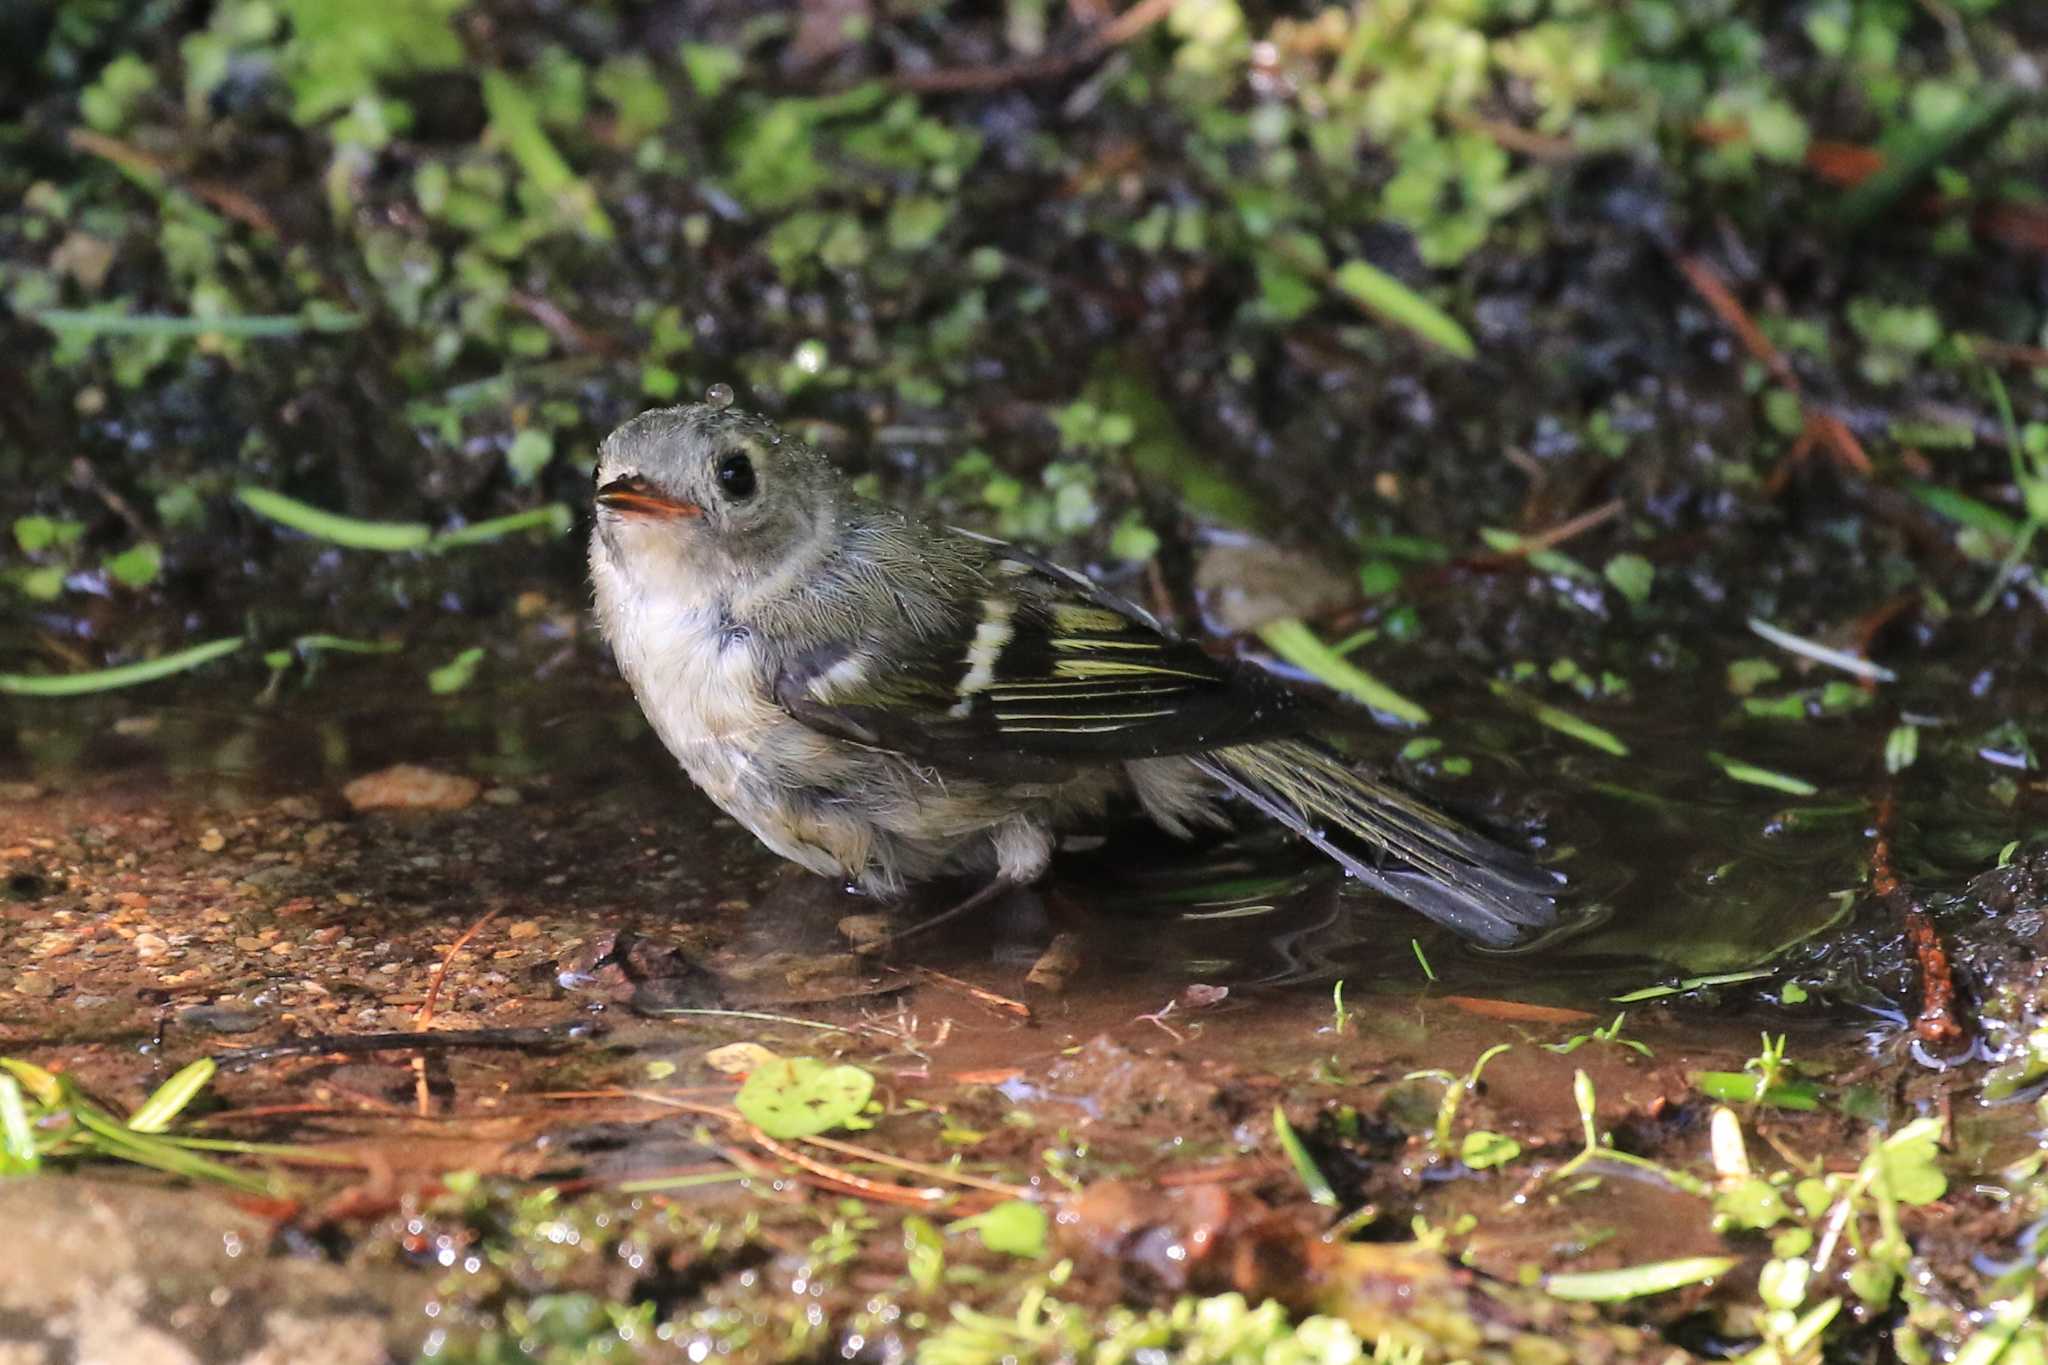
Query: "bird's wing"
771 536 1306 779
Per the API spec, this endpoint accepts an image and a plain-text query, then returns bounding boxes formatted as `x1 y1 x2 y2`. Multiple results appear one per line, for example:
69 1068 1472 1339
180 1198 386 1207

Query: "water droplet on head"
704 382 735 411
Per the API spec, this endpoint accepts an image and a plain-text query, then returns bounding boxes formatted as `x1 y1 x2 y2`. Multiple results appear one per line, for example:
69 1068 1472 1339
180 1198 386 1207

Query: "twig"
892 0 1177 93
901 964 1034 1021
69 128 281 237
417 909 502 1029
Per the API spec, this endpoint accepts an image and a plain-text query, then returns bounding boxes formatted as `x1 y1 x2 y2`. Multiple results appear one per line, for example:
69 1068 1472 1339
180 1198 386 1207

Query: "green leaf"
886 196 953 252
1259 618 1429 725
103 542 163 589
680 42 743 100
734 1057 875 1139
1459 1130 1521 1170
1877 1118 1947 1206
427 647 486 695
14 516 83 554
1545 1256 1737 1302
1707 752 1818 796
126 1058 216 1134
1602 553 1655 605
1271 1103 1338 1207
1331 260 1476 359
1715 1176 1790 1230
1884 725 1919 774
505 429 555 485
0 637 246 697
950 1200 1048 1258
1695 1071 1821 1111
481 70 614 240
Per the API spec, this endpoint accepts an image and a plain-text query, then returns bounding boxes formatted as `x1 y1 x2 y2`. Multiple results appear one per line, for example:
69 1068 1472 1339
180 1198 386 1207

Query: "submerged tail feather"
1192 738 1561 947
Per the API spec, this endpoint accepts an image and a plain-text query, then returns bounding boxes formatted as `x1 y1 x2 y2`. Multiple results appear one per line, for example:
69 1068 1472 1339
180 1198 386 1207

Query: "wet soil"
4 529 2046 1358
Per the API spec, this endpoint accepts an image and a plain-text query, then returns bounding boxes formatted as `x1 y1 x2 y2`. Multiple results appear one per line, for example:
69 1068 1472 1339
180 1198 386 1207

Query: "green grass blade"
1258 618 1430 725
1332 260 1477 359
0 1076 40 1172
1545 1256 1737 1302
0 637 245 697
33 309 363 338
431 503 574 549
236 487 433 551
1707 751 1819 796
1271 1103 1339 1207
294 635 403 656
1489 682 1628 756
127 1057 216 1134
71 1107 272 1192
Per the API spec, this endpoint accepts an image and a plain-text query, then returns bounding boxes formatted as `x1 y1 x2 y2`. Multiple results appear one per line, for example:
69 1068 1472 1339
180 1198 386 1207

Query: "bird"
587 395 1562 947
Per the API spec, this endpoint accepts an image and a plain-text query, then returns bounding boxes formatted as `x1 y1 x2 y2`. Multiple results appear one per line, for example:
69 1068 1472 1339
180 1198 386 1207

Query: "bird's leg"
864 877 1020 951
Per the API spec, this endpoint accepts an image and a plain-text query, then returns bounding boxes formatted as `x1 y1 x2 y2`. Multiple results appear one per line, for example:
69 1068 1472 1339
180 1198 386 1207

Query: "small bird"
589 397 1562 947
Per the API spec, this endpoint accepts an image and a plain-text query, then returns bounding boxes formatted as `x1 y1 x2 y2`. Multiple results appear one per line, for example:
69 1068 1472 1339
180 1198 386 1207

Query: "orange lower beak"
596 482 702 520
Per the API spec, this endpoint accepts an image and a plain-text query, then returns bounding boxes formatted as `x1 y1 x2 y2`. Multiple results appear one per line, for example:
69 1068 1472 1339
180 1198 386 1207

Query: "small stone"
198 828 226 853
483 786 522 806
505 919 541 940
342 764 480 812
704 1042 779 1075
0 782 45 802
15 974 56 998
234 936 265 952
134 933 169 958
837 914 892 952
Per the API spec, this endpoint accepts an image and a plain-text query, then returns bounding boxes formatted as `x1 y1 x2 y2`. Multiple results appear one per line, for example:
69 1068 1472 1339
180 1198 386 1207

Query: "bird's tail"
1191 738 1562 947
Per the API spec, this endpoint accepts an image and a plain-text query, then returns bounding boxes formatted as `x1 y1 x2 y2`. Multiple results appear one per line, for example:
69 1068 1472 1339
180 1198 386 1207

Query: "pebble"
14 974 56 998
342 764 480 812
198 828 226 853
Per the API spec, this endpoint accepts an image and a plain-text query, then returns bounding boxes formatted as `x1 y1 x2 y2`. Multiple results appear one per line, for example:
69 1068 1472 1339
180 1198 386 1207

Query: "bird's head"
591 400 843 591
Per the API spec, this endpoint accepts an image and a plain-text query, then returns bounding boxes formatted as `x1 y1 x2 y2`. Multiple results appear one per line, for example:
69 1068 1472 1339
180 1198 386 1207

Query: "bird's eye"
716 453 756 500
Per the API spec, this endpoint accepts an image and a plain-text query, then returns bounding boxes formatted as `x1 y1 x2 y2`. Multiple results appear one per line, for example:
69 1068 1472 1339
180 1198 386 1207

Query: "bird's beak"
596 477 702 520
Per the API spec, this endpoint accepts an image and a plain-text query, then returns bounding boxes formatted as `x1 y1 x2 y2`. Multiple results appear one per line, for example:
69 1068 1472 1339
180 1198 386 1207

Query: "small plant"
1406 1043 1511 1158
1543 1013 1652 1059
0 1055 326 1191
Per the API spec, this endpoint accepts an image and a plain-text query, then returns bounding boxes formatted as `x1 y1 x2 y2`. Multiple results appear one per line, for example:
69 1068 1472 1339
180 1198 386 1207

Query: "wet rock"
341 765 480 813
1043 1036 1222 1127
1194 540 1356 633
0 1179 392 1364
556 929 725 1013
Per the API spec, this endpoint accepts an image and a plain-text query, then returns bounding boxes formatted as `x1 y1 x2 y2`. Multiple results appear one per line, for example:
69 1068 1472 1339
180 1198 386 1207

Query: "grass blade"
1545 1256 1737 1302
1332 260 1477 359
127 1058 216 1134
0 1076 39 1171
1707 751 1819 796
1747 618 1897 683
0 637 245 697
1271 1103 1339 1207
237 487 433 550
431 503 574 549
1258 618 1430 725
1489 682 1629 756
33 309 362 338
